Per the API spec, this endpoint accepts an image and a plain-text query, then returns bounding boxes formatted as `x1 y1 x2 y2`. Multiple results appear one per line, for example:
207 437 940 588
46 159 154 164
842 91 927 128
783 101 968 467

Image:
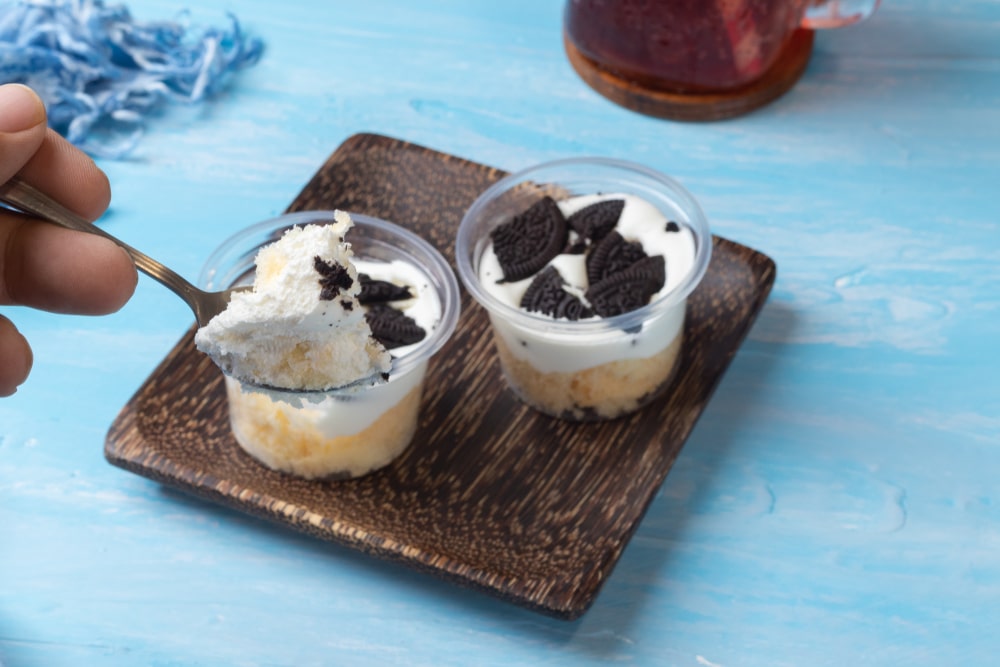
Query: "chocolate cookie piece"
491 196 568 282
314 256 353 301
566 198 624 242
586 231 649 285
585 255 665 318
520 266 592 320
358 273 413 305
365 304 426 350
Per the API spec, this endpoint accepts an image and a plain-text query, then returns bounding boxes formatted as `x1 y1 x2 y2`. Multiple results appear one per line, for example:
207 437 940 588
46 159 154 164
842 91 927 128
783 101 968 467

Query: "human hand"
0 84 137 396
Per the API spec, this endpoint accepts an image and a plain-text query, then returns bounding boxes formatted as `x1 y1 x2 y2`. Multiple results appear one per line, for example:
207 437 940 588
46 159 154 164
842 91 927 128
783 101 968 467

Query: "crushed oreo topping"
585 255 665 318
340 299 354 312
586 231 649 285
665 221 680 233
520 266 592 320
491 196 567 282
358 273 413 305
365 304 426 350
566 199 624 242
314 256 353 301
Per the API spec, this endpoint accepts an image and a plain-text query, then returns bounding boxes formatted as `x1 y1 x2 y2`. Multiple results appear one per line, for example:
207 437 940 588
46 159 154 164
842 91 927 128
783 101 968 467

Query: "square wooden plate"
105 133 776 620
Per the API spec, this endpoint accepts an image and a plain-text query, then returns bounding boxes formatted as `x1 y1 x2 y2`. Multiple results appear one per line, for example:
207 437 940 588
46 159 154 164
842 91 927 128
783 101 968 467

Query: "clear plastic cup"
199 211 460 479
455 158 711 421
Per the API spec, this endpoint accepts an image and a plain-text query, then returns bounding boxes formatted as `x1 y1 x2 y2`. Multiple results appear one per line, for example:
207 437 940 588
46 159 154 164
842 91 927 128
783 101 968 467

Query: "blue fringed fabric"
0 0 264 157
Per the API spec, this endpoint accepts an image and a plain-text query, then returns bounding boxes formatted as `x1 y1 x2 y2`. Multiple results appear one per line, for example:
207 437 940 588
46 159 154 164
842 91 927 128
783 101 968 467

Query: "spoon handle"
0 177 205 311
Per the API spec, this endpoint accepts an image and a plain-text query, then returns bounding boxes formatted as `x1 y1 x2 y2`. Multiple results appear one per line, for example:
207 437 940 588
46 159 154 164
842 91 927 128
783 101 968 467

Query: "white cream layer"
305 256 441 437
298 360 429 438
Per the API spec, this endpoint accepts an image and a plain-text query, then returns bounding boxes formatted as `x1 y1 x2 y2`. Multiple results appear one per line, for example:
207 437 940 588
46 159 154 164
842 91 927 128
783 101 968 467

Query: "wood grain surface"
105 133 775 619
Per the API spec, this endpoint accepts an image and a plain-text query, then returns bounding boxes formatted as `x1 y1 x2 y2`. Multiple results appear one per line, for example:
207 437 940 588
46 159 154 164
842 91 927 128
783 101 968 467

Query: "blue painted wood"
2 0 998 664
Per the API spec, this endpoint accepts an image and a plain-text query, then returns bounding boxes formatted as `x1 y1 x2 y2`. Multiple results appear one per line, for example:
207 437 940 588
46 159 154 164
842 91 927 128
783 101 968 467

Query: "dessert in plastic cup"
197 210 460 480
456 158 711 421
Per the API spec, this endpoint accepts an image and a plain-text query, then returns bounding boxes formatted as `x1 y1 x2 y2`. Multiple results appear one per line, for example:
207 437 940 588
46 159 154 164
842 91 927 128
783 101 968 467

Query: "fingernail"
0 84 46 133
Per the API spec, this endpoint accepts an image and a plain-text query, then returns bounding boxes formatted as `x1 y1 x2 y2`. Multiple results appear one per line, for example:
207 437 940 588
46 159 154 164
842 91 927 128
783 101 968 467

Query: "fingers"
18 128 112 222
0 212 138 314
0 83 135 397
0 84 110 221
0 82 136 315
0 314 32 397
0 84 48 184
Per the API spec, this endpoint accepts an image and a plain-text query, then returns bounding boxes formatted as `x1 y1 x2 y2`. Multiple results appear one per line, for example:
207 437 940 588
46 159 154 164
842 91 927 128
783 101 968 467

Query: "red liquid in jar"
565 0 807 92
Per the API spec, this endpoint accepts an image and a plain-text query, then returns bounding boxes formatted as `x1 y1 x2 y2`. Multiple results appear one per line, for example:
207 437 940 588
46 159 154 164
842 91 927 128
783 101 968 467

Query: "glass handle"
803 0 881 29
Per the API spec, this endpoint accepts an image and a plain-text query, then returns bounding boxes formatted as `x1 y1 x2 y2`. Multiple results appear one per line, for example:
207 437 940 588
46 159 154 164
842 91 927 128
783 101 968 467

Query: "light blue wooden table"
2 1 998 665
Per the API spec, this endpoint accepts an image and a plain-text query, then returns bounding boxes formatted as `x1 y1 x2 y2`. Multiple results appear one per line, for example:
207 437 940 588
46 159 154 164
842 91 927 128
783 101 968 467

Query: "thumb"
0 84 48 184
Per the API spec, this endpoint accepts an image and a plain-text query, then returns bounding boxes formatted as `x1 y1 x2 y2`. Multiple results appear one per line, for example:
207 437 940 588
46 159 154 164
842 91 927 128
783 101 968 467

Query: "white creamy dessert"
195 213 391 391
475 193 698 420
197 212 446 479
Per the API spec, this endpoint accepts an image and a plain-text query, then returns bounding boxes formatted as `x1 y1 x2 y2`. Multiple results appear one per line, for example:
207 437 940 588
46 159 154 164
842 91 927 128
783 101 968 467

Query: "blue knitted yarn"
0 0 264 157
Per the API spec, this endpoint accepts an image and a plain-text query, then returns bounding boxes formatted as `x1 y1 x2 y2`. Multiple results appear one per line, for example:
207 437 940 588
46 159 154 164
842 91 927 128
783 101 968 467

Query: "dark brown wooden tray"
105 133 776 620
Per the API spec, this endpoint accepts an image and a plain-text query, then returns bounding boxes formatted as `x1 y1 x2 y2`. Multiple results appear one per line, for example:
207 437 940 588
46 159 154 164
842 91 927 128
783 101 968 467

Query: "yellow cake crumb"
492 333 684 420
225 379 423 479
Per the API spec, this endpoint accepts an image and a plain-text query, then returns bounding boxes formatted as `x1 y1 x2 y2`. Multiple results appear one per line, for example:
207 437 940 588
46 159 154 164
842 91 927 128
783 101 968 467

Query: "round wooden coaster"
564 29 816 122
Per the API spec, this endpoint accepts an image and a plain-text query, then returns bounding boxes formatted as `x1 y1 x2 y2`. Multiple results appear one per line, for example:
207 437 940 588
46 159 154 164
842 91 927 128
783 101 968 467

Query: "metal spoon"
0 177 243 327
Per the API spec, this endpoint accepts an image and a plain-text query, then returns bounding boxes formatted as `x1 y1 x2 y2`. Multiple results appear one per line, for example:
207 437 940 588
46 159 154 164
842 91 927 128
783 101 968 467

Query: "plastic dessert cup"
199 211 460 480
456 158 711 421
